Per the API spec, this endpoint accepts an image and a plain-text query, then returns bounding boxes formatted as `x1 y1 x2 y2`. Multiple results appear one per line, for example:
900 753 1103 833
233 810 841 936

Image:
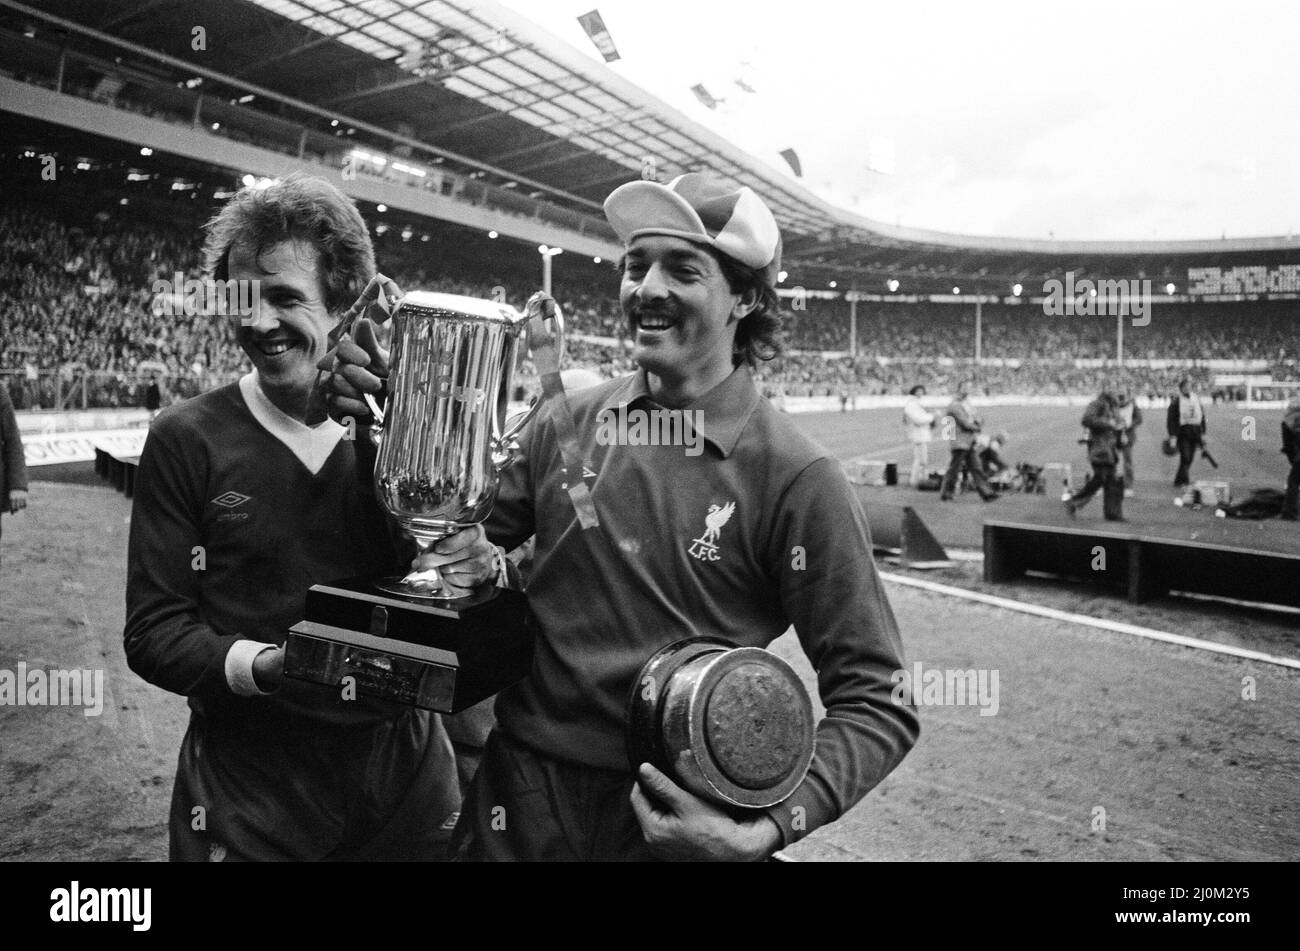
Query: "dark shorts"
168 709 460 862
451 729 654 862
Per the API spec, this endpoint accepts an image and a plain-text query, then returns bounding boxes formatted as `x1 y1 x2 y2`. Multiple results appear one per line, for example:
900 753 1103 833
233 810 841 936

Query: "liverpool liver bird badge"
688 501 735 562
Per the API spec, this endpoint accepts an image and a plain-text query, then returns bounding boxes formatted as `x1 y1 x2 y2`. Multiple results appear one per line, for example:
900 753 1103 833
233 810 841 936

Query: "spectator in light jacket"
902 384 936 486
1113 389 1143 496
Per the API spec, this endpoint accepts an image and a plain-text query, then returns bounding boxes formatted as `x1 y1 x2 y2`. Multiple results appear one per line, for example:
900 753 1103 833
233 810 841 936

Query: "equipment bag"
1220 488 1285 519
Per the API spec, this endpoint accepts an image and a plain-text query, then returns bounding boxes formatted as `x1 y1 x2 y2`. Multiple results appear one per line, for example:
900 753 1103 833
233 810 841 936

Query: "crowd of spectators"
2 198 1295 409
778 298 1295 365
752 354 1221 400
0 203 235 408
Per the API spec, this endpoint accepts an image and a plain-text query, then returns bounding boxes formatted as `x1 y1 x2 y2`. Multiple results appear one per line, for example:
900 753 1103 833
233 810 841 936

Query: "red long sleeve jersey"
124 383 407 732
484 366 919 846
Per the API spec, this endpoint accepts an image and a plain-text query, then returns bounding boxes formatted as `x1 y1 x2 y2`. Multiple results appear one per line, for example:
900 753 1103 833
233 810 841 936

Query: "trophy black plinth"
283 577 534 713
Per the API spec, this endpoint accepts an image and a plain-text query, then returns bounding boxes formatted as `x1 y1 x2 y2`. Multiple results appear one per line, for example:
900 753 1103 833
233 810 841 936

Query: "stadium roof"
239 0 835 234
6 0 1299 290
239 0 1300 265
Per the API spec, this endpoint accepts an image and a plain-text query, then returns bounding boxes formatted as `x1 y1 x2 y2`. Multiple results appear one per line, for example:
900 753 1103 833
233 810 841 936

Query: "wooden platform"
984 518 1300 608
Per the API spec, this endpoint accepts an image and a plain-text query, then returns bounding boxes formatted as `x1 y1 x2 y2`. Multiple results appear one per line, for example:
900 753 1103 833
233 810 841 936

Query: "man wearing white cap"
326 173 917 861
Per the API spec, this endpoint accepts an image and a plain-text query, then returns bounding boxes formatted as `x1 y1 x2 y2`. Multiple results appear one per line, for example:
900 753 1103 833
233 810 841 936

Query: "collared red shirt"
484 365 918 846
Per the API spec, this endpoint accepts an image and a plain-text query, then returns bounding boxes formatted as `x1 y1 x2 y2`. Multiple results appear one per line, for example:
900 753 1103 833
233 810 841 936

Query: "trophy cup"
282 290 562 712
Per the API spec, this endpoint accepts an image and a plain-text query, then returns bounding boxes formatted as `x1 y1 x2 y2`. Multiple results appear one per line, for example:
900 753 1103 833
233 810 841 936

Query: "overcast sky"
498 0 1299 241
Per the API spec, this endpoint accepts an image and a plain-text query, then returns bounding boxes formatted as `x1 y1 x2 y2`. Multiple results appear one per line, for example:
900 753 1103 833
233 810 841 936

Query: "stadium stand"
781 298 1293 361
3 188 1295 408
0 189 644 408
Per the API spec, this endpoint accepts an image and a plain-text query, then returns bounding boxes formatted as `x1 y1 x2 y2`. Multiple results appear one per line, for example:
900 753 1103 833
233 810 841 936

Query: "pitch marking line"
879 571 1300 670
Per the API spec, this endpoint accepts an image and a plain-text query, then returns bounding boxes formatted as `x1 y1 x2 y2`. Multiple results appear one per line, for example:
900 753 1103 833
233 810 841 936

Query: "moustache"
629 302 680 322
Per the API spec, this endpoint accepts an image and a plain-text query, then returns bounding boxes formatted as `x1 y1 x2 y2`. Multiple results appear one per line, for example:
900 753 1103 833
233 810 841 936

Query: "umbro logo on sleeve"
211 491 251 508
211 491 252 523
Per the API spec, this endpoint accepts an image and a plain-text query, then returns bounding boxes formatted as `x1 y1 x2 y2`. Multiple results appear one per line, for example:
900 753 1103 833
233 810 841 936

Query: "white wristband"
226 639 279 696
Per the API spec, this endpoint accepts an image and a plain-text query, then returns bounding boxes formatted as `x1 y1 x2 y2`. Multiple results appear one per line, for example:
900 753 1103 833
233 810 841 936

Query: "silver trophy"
366 289 562 599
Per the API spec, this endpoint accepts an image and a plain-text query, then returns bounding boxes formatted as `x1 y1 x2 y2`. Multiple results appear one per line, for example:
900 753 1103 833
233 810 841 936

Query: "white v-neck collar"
239 372 344 476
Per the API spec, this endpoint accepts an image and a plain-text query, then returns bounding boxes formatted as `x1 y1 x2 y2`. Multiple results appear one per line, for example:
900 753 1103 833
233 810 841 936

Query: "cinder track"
2 412 1296 861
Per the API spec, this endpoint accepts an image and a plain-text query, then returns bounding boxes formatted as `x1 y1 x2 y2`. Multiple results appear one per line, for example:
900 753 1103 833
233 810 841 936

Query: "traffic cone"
899 506 953 569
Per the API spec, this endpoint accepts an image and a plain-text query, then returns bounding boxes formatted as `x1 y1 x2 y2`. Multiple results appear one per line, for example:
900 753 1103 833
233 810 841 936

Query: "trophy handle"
364 392 385 447
491 292 564 471
522 290 565 365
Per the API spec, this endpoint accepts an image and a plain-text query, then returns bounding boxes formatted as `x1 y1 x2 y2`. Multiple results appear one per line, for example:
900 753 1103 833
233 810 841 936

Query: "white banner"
23 429 149 467
17 409 151 436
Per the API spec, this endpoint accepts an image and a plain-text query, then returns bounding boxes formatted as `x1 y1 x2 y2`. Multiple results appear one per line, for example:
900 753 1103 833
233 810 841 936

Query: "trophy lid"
625 637 815 809
703 659 810 790
399 290 521 324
